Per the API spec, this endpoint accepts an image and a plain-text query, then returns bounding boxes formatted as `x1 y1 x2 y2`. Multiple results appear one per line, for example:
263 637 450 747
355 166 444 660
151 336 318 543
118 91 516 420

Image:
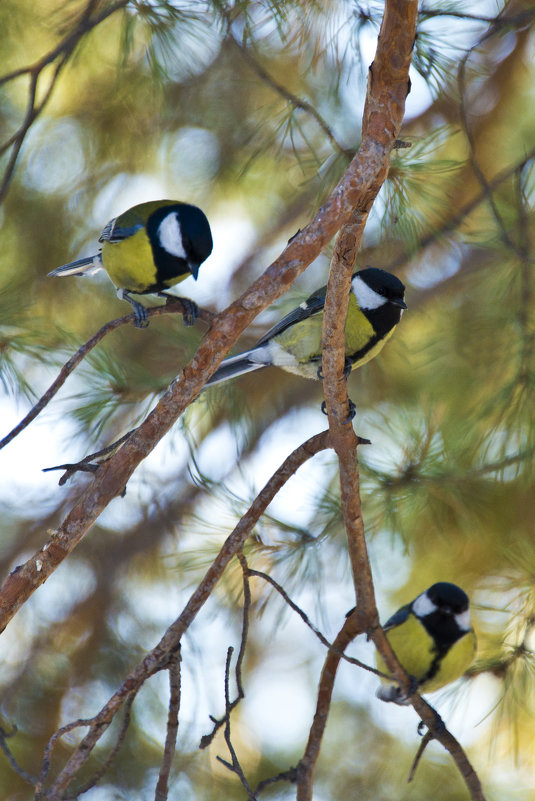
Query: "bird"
206 267 407 387
48 200 213 328
375 582 477 704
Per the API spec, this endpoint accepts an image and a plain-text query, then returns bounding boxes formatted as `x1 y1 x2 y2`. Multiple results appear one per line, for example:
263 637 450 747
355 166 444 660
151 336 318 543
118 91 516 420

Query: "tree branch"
0 298 214 451
154 648 182 801
0 0 130 204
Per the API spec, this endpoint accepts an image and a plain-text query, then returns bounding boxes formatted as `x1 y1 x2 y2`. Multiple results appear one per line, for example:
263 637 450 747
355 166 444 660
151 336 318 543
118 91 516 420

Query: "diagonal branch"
0 298 213 451
225 21 350 158
0 0 129 204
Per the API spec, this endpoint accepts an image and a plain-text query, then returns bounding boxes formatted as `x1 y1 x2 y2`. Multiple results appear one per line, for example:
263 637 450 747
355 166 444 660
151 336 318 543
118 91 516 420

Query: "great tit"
48 200 213 328
206 267 406 386
376 582 477 704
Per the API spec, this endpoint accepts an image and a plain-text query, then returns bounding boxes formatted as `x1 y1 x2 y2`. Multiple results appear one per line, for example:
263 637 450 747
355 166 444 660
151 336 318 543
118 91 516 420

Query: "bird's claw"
417 713 445 738
180 298 199 327
118 289 149 328
321 398 356 424
133 304 149 328
158 292 199 326
317 359 353 382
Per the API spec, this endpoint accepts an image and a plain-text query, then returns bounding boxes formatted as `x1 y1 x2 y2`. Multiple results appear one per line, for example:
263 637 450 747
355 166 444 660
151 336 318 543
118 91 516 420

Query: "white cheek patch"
351 275 387 310
455 609 471 631
158 212 186 259
412 592 437 619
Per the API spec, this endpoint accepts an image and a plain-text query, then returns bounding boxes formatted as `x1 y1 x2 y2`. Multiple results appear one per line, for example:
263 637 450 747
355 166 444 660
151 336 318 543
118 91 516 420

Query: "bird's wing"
255 284 327 346
382 603 411 632
99 217 144 243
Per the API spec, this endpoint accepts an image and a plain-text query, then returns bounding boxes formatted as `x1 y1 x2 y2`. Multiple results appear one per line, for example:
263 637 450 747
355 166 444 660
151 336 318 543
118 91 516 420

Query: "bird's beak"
189 262 200 280
391 298 408 310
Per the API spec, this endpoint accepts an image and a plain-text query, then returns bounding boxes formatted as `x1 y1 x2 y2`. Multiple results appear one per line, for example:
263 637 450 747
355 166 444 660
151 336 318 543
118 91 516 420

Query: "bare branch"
0 298 214 452
63 694 135 800
247 568 380 675
215 647 257 800
292 2 485 799
0 721 37 787
407 728 433 783
0 0 130 203
154 648 182 801
296 610 367 801
34 694 136 800
199 552 251 748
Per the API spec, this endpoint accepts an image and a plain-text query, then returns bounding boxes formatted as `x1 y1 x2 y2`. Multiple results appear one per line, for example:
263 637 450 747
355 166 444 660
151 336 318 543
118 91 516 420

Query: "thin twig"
199 552 251 748
0 722 37 787
419 6 535 27
216 647 257 800
0 0 129 203
255 766 299 795
221 10 350 158
35 694 135 800
63 693 136 800
407 729 433 783
0 298 213 451
154 648 182 801
247 568 381 675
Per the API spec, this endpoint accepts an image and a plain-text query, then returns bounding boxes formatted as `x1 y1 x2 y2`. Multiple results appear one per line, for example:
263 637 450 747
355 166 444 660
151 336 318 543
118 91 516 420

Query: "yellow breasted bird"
376 582 477 704
49 200 213 327
206 267 407 386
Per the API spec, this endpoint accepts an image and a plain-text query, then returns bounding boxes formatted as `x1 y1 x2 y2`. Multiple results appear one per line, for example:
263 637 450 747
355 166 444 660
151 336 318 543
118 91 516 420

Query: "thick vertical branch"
309 2 487 798
296 2 418 799
296 610 367 801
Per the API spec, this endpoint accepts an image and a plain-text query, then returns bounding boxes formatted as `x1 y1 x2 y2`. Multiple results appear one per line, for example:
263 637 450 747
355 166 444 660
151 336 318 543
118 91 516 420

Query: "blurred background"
1 0 535 798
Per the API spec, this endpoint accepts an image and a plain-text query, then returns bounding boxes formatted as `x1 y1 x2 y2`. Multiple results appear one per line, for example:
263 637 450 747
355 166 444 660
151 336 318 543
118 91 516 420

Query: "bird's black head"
146 203 213 284
175 203 213 273
356 267 407 309
414 582 471 650
427 582 469 615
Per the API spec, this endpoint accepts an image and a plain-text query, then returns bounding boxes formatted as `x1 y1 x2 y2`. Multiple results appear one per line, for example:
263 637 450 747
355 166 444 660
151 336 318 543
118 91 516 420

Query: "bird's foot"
321 398 356 424
158 292 199 326
417 713 446 738
118 289 149 328
316 358 353 382
393 674 420 705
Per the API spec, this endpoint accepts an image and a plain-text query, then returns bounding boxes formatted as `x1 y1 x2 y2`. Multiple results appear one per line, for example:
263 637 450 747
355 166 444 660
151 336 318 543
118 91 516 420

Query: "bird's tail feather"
48 255 102 278
376 683 409 705
206 349 268 386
